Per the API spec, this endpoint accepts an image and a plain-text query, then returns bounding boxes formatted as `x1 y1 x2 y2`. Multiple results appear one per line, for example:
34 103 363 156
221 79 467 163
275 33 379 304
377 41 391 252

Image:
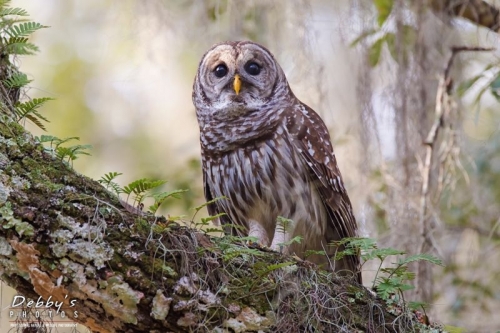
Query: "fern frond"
99 172 123 185
5 37 39 55
37 135 60 144
15 97 52 114
200 212 226 224
3 71 31 88
52 136 80 148
55 144 91 162
24 113 46 130
151 189 188 202
15 97 52 130
3 36 27 44
149 189 188 214
0 7 28 16
0 1 12 11
7 22 47 37
98 171 124 195
105 181 123 196
122 179 167 196
193 196 227 212
397 253 443 267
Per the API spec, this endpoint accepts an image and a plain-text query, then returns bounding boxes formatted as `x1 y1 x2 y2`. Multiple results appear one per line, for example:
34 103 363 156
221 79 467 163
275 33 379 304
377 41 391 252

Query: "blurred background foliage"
3 0 500 331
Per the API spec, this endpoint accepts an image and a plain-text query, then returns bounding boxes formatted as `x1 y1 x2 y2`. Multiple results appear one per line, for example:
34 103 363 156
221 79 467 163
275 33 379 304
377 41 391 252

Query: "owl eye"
214 64 228 78
244 62 261 75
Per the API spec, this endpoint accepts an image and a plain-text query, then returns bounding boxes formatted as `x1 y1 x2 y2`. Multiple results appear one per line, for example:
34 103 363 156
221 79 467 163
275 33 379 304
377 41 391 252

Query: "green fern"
98 172 123 195
191 196 227 222
3 37 39 55
148 189 188 214
199 212 226 225
277 235 302 248
6 22 47 37
36 135 92 166
0 2 51 129
122 178 167 206
0 7 28 17
334 237 443 310
3 71 31 88
55 144 92 163
14 97 52 130
123 179 167 196
255 261 295 277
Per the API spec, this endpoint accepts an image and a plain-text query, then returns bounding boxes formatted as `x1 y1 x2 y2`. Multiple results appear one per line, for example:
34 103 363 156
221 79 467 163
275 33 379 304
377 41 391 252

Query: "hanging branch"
416 45 494 301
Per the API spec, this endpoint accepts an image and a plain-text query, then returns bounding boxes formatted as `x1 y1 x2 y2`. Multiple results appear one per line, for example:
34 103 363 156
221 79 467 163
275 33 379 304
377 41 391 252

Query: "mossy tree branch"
0 57 424 333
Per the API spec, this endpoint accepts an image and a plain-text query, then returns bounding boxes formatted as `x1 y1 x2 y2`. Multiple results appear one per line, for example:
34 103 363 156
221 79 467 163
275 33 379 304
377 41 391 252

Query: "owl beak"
233 74 241 95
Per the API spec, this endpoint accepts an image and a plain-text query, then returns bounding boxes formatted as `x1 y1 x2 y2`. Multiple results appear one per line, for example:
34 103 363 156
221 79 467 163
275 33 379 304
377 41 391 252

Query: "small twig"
416 45 494 300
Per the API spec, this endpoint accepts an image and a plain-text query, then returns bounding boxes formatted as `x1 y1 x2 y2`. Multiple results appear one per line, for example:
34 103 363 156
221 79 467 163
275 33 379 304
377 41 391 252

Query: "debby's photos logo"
9 295 78 320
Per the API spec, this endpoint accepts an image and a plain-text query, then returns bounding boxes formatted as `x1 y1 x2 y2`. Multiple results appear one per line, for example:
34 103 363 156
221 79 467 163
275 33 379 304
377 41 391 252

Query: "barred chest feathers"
202 123 327 249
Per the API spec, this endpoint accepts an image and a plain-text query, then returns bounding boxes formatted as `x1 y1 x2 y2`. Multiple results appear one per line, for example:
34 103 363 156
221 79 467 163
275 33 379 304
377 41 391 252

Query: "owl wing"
286 103 361 282
202 165 218 217
202 158 234 232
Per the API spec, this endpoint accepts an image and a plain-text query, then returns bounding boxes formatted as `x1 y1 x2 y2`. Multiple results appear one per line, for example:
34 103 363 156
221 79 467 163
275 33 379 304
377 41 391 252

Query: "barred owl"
193 41 361 282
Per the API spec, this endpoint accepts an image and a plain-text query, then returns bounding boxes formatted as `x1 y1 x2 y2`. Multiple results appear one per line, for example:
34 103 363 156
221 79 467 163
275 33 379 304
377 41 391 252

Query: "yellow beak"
233 74 241 95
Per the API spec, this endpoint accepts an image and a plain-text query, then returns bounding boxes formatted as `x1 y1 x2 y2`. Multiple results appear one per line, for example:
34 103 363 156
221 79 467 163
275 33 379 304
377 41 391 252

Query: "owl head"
192 41 293 122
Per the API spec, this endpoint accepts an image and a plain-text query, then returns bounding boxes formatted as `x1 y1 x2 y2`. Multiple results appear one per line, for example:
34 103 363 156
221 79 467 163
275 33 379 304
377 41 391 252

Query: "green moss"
0 181 11 205
134 218 150 234
0 201 34 236
39 258 57 271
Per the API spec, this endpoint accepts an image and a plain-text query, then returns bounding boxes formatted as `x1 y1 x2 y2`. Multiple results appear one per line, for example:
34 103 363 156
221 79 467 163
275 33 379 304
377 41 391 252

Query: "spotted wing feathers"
287 104 361 282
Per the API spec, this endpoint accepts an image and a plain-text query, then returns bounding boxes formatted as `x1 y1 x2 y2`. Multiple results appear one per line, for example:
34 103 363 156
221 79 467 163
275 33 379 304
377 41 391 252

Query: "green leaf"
99 172 123 185
276 216 294 233
7 22 48 38
374 0 393 26
38 135 60 144
122 178 167 196
277 235 302 247
0 7 29 16
151 189 188 202
205 227 224 234
256 261 295 277
368 37 384 67
304 249 326 257
362 247 405 261
3 72 32 88
193 196 227 212
15 97 53 129
200 212 226 224
408 301 427 311
376 276 414 299
397 253 443 266
5 40 39 55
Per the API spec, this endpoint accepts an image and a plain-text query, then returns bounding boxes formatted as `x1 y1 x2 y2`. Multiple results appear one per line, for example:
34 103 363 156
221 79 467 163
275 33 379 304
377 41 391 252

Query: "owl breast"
204 128 326 247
